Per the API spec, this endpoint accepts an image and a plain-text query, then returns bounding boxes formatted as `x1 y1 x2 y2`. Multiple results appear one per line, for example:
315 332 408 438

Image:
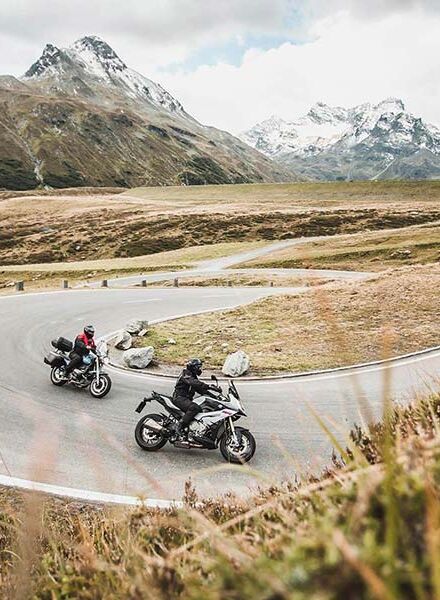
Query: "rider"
64 325 96 380
172 358 220 437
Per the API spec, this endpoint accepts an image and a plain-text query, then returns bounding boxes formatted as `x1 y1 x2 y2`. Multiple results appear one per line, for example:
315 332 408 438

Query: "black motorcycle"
134 376 256 463
44 337 112 398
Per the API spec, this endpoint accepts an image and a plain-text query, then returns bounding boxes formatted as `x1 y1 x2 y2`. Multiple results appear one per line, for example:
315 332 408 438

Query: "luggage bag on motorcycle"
51 337 73 353
44 350 64 366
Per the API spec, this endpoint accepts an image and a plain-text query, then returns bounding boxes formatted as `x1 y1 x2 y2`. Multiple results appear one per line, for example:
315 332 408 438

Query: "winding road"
1 240 439 505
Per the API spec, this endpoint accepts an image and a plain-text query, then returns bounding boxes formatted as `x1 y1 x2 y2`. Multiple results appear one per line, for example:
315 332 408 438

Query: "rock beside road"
123 346 155 369
125 319 149 335
222 350 250 377
114 330 132 350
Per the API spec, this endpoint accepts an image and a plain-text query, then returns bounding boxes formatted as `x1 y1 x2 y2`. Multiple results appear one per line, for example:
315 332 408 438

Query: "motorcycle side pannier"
51 337 73 353
44 350 64 366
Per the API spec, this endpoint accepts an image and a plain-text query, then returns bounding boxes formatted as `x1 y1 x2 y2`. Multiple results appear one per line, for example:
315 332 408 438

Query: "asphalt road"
82 238 371 288
1 284 439 504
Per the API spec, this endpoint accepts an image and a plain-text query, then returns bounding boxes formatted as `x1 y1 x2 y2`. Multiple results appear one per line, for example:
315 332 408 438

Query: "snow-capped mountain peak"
24 43 65 78
241 98 440 180
70 36 127 76
306 102 349 124
23 36 186 116
241 98 438 159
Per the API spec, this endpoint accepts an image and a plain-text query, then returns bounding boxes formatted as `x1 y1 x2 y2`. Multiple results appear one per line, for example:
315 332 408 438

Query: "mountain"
0 36 293 190
240 99 440 180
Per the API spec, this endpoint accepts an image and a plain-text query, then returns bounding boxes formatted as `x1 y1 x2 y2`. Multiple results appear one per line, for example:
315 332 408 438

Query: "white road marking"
123 298 160 304
0 473 182 508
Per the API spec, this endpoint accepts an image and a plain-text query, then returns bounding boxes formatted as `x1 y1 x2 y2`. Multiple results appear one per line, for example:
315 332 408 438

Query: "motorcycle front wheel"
220 427 256 463
135 414 168 451
89 374 112 398
50 365 67 386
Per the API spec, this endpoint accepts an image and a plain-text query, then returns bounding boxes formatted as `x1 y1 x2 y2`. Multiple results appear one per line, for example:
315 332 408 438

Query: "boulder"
114 330 132 350
222 350 250 377
123 346 155 369
125 319 149 335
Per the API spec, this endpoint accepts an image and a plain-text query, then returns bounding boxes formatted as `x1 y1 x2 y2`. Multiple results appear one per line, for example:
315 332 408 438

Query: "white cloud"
155 9 440 132
0 0 291 75
0 1 438 133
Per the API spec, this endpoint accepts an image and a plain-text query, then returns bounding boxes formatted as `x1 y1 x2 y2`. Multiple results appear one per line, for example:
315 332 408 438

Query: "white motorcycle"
134 376 256 463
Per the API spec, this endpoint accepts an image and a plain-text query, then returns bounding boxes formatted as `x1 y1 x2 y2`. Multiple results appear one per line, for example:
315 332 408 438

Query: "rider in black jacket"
172 358 219 437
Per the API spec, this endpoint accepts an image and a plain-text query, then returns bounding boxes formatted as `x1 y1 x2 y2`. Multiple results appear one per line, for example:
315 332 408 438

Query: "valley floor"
1 180 440 265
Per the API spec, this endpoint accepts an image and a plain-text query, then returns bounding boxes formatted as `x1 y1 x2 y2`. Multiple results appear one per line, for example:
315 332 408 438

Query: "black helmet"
187 358 203 376
84 325 95 339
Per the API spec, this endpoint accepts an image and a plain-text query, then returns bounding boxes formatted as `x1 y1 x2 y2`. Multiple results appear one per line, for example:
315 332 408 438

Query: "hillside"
2 181 440 265
0 36 292 190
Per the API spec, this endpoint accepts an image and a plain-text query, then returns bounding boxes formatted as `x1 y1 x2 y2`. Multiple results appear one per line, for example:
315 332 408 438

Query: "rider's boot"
172 420 186 439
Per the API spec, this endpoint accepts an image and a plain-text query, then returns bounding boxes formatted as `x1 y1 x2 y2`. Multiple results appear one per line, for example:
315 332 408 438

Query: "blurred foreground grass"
1 394 440 599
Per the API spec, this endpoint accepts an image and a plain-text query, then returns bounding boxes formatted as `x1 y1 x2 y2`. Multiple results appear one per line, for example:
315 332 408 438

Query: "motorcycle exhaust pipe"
143 418 165 433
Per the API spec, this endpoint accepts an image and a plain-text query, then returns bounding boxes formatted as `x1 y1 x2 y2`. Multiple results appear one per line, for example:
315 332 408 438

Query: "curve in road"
1 280 440 505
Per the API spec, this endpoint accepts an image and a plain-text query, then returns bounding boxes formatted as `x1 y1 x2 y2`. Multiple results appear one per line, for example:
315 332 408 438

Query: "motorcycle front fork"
228 417 239 444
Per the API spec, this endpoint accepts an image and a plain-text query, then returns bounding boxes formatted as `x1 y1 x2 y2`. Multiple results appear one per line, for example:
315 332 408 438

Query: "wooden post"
228 280 232 287
63 280 69 289
141 279 147 287
174 278 179 287
15 281 24 292
270 281 274 287
102 279 108 288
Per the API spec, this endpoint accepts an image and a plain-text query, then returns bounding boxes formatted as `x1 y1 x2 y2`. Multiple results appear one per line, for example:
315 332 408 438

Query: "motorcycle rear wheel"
220 428 256 463
50 366 67 386
135 414 168 451
89 374 112 398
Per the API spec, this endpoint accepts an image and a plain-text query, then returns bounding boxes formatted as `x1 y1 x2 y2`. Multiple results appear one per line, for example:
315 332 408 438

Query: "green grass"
1 394 440 598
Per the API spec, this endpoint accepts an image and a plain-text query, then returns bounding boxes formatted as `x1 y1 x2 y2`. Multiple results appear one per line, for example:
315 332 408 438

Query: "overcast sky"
1 0 439 132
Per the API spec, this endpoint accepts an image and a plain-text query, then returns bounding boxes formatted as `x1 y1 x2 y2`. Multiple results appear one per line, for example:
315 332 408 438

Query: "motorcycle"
134 375 256 463
44 336 112 398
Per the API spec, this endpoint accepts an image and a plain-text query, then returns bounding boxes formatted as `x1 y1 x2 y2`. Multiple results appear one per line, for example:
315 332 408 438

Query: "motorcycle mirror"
211 374 218 382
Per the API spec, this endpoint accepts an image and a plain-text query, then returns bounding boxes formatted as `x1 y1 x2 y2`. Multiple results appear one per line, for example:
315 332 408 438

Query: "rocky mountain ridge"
241 99 440 180
0 36 292 190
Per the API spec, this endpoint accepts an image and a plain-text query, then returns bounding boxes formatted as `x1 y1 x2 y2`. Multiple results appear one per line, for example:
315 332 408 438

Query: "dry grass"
2 181 440 265
0 186 123 201
125 180 440 212
0 241 266 291
149 273 329 288
144 264 440 374
1 394 440 599
0 241 263 274
239 221 440 272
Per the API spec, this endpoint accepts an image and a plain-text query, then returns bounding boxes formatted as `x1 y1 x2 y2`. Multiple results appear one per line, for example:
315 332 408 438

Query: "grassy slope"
2 181 440 265
0 241 265 291
0 89 290 190
239 221 440 272
143 264 440 374
1 395 439 599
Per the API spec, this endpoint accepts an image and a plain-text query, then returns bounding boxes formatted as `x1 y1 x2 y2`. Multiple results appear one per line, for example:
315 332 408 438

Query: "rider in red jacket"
64 325 96 379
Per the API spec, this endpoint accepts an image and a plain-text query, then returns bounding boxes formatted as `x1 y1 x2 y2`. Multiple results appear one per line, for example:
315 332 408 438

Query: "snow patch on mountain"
23 35 185 115
241 98 440 159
